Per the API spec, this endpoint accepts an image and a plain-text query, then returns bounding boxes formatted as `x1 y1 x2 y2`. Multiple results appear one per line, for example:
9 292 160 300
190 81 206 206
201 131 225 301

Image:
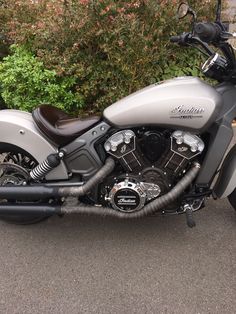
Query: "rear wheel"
0 143 52 224
228 188 236 211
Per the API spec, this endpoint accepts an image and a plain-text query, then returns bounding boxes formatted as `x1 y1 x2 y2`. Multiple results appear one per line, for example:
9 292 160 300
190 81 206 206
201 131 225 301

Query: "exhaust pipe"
0 204 60 215
0 158 116 201
0 186 57 201
60 163 201 218
0 159 200 218
57 157 116 197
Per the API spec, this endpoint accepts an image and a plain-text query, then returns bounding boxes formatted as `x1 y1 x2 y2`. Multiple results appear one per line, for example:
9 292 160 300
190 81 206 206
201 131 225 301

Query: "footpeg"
184 204 196 228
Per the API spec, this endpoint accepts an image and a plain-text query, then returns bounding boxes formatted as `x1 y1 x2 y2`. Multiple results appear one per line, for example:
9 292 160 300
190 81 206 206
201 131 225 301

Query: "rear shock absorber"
30 151 64 181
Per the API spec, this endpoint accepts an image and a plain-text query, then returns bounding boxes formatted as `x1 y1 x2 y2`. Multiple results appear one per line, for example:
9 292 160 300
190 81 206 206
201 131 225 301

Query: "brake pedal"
184 204 196 228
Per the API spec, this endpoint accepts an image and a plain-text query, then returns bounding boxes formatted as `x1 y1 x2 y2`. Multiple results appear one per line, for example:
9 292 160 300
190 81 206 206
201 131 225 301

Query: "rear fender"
214 144 236 198
0 110 68 180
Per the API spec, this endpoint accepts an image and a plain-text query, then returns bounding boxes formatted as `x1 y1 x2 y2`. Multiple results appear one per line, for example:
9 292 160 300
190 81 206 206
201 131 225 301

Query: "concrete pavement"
0 198 235 314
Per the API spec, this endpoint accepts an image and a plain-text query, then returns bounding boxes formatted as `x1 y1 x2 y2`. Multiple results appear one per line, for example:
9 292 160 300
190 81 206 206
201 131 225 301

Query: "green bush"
0 0 216 114
0 45 84 112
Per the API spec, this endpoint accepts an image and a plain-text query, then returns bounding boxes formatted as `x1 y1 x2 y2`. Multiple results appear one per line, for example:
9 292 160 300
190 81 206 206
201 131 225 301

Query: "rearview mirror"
177 3 190 19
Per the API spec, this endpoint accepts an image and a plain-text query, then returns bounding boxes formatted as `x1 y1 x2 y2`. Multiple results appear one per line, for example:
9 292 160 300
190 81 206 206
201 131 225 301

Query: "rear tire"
0 143 52 225
0 213 50 225
228 188 236 211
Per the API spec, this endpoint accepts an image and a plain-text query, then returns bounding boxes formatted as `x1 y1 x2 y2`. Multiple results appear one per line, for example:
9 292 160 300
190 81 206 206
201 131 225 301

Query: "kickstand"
184 204 196 228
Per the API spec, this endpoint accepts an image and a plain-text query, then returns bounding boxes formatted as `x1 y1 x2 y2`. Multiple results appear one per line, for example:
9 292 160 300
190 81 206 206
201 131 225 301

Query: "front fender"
214 144 236 198
0 110 68 180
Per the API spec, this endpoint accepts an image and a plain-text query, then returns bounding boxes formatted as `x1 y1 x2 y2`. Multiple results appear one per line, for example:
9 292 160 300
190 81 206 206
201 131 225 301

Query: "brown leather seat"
32 105 100 146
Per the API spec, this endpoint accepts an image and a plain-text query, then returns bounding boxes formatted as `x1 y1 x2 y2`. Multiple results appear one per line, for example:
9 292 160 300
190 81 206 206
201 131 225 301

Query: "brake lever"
187 43 210 58
170 33 214 57
220 31 236 40
190 36 215 56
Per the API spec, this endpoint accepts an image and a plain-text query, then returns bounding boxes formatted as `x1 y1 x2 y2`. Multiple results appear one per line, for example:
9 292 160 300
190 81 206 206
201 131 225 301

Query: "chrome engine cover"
104 130 136 157
107 179 161 212
172 131 204 156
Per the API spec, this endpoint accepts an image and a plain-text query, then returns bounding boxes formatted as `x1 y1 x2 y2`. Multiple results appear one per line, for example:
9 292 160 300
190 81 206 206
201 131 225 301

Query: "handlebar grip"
170 33 191 46
194 23 221 42
170 36 181 43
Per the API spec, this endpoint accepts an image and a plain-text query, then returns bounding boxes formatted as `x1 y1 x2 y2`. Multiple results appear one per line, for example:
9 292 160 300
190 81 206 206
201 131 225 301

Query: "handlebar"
170 33 214 56
170 36 182 43
169 13 236 83
170 23 223 46
170 33 192 45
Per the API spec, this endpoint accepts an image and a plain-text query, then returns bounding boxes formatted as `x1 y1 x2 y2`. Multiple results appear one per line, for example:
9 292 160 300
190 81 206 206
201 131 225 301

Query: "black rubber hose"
61 163 201 218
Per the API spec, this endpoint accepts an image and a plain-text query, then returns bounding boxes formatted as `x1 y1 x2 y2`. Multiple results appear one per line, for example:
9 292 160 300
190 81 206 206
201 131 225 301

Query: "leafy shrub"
0 45 84 112
0 0 216 114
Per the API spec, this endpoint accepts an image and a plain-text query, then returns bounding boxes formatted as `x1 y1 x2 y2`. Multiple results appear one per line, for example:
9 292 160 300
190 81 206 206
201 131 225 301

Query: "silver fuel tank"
103 77 223 132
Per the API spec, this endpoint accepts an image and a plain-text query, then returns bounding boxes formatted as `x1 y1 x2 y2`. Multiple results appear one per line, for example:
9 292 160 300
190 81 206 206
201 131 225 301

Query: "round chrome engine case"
108 180 146 213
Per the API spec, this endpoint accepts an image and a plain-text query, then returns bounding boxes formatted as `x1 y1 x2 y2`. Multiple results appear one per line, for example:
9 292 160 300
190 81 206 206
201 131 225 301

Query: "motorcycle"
0 0 235 227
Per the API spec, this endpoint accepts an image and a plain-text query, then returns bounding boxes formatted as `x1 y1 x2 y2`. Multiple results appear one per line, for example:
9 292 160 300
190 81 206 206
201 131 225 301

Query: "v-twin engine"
102 129 204 213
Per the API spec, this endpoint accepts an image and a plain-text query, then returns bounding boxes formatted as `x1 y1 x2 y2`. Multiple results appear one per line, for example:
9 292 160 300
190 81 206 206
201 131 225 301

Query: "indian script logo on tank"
170 105 205 120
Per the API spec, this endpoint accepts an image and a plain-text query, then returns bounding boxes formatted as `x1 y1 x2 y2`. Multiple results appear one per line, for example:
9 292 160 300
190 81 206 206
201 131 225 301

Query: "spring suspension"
30 152 63 181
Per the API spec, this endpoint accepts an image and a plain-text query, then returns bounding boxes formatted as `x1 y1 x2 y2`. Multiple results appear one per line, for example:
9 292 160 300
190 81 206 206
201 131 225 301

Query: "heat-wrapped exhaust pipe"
0 160 200 218
61 162 201 218
57 158 116 197
0 158 116 201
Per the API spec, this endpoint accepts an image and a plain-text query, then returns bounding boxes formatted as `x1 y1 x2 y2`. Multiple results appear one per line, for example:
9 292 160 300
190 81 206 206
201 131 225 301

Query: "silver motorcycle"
0 0 235 227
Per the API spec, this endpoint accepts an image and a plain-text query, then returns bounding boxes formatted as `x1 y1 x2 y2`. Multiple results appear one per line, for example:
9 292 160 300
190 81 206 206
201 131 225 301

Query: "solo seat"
32 105 100 146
